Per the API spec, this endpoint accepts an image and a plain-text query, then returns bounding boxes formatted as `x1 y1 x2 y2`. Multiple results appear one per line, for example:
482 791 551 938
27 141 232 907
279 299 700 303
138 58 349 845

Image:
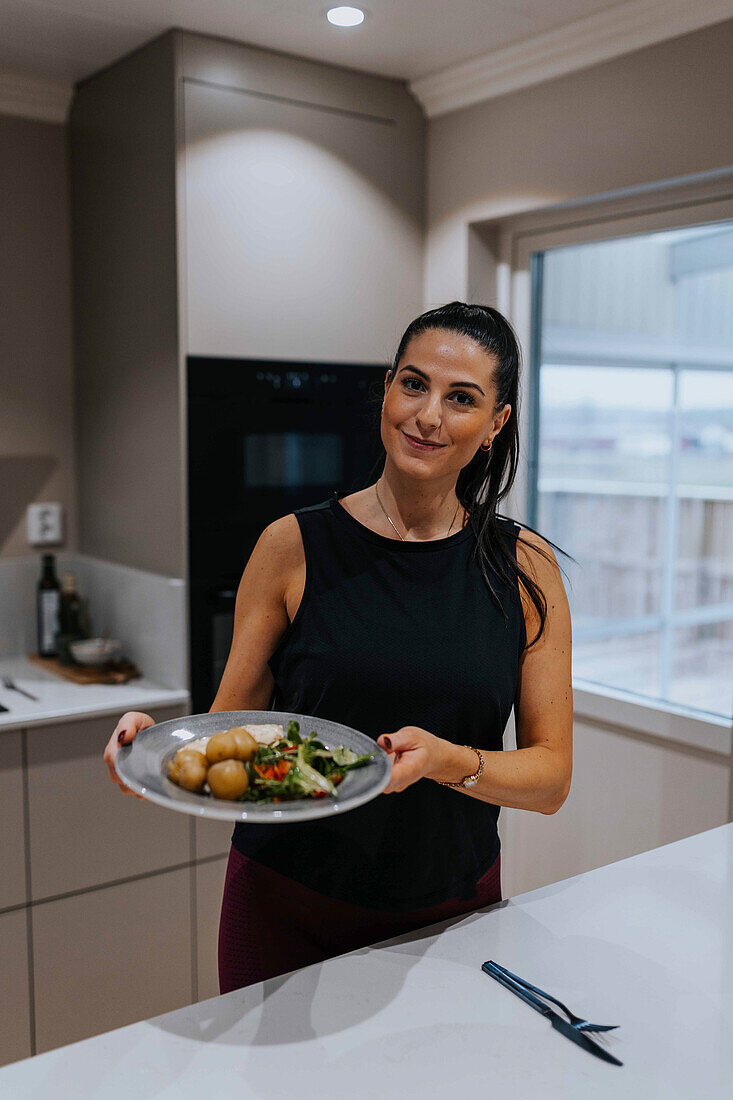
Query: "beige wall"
0 114 76 559
425 18 733 304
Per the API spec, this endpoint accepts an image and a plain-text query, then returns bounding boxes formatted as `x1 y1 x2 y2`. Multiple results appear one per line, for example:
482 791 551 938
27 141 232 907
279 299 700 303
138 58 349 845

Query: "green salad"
240 720 374 802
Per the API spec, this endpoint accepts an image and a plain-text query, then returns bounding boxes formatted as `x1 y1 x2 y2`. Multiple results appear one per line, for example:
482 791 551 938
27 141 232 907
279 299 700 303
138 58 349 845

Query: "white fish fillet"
178 736 209 755
174 723 286 755
240 723 285 745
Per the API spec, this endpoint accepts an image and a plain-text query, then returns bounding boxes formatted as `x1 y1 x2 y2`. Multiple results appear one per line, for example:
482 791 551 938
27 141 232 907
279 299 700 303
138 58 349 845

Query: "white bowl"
69 638 122 666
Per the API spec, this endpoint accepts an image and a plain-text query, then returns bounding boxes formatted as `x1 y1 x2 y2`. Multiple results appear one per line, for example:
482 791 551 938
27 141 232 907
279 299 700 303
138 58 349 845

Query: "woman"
104 301 573 993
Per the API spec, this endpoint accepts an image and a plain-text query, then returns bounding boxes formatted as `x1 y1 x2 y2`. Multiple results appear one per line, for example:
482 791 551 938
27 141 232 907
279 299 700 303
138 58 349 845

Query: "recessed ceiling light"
327 7 365 27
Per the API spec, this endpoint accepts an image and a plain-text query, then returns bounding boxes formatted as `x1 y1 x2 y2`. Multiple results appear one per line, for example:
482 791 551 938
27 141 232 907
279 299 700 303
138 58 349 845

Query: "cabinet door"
194 816 233 861
27 708 190 899
0 730 26 911
0 910 31 1066
32 867 192 1053
499 714 731 899
195 856 228 1002
184 80 421 362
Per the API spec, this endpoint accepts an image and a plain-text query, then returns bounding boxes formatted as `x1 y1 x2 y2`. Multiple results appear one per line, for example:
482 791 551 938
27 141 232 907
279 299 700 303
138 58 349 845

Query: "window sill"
572 679 732 757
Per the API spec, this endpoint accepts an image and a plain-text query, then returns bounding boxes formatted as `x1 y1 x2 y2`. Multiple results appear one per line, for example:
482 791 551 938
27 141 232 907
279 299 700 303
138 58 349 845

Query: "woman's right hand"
103 711 155 801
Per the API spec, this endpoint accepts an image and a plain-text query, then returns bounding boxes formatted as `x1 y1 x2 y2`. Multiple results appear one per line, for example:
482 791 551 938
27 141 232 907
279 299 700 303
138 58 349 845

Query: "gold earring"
480 440 492 451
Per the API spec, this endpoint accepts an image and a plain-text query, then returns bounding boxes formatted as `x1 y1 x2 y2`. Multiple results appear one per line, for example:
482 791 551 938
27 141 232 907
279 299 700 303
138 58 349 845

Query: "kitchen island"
1 822 731 1098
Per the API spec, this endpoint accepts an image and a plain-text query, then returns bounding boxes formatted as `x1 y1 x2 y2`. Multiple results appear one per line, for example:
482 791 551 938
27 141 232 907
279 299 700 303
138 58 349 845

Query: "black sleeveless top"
231 489 526 911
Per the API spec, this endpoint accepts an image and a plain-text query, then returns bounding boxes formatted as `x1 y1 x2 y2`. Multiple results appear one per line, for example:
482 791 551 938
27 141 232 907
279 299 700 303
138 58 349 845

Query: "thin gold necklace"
375 478 461 542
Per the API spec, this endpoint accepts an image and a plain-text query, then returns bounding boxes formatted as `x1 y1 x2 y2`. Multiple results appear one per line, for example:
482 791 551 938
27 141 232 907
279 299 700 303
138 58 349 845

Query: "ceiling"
0 0 634 84
1 0 731 120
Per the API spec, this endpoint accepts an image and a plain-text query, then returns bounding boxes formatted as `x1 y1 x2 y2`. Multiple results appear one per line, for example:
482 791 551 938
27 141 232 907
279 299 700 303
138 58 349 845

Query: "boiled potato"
228 726 258 762
175 747 207 766
205 727 258 764
205 729 239 764
207 759 249 800
167 748 207 785
176 753 208 793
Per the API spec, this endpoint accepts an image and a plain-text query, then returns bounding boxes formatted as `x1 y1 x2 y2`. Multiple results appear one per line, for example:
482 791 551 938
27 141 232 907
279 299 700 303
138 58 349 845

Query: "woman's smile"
402 430 446 452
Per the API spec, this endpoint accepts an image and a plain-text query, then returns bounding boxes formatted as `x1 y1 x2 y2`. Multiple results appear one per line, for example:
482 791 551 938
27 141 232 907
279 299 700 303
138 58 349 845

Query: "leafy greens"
238 720 374 803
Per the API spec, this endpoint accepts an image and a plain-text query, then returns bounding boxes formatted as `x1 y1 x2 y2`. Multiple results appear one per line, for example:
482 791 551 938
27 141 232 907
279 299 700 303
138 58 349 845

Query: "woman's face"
381 328 511 480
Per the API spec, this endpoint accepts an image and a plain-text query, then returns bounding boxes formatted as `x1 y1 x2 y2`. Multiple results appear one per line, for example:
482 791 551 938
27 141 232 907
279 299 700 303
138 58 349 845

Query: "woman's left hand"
376 726 446 794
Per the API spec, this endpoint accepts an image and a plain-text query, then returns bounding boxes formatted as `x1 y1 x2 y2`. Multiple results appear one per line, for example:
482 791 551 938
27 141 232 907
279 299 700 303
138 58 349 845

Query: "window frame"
488 174 733 745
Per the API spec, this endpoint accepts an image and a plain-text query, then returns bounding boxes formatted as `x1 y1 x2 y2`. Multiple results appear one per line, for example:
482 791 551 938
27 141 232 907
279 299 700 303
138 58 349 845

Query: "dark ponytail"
361 301 576 651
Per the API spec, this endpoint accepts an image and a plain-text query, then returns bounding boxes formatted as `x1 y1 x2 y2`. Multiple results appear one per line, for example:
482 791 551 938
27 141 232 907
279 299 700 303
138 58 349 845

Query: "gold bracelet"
436 746 484 789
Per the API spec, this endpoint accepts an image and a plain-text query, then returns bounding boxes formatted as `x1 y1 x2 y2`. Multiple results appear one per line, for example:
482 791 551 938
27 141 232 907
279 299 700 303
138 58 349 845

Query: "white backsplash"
0 554 187 689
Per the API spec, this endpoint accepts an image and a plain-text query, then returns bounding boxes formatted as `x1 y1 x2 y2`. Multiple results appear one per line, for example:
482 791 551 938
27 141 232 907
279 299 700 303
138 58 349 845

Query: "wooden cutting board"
28 653 142 685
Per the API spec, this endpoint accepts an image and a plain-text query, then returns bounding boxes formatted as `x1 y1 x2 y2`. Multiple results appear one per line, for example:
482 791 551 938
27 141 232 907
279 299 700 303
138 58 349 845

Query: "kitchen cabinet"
194 815 232 861
70 29 425 579
0 730 26 910
195 856 229 1002
0 699 234 1068
0 910 31 1065
500 713 731 899
179 31 424 363
26 710 190 899
32 867 192 1054
183 79 418 363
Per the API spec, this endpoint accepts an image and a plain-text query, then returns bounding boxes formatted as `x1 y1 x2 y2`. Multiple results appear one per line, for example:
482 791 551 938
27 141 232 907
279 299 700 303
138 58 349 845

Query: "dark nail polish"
383 736 392 751
117 730 127 744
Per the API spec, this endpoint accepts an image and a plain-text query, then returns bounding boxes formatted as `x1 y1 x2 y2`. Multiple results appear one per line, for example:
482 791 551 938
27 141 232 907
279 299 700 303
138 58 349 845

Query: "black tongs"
482 960 623 1066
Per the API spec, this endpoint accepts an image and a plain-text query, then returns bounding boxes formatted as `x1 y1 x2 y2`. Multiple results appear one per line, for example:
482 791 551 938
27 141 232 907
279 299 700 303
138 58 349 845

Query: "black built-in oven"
187 356 387 713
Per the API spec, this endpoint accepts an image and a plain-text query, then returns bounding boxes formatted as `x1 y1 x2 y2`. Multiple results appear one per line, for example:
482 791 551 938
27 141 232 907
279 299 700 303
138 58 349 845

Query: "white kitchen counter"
2 822 732 1097
0 656 189 732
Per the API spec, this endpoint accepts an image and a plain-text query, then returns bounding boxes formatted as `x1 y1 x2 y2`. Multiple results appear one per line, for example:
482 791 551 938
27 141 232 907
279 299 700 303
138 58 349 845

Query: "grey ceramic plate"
115 710 391 822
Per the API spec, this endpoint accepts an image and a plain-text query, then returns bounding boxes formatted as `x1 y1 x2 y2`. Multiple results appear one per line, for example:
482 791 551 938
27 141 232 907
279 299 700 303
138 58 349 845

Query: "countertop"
0 656 189 732
1 823 732 1097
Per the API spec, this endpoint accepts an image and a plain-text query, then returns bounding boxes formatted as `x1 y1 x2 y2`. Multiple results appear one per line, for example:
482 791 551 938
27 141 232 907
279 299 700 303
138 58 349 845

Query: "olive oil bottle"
37 553 61 657
59 572 83 635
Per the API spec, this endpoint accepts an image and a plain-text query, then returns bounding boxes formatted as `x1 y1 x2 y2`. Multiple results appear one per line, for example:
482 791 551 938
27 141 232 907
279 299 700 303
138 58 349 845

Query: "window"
530 223 733 720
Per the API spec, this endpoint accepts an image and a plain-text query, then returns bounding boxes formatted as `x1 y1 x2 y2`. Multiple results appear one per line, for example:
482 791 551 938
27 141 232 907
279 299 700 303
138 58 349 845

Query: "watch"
436 746 484 789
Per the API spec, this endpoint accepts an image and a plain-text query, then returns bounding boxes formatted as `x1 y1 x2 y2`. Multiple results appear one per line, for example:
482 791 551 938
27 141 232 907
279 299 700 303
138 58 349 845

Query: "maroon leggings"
218 846 502 993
